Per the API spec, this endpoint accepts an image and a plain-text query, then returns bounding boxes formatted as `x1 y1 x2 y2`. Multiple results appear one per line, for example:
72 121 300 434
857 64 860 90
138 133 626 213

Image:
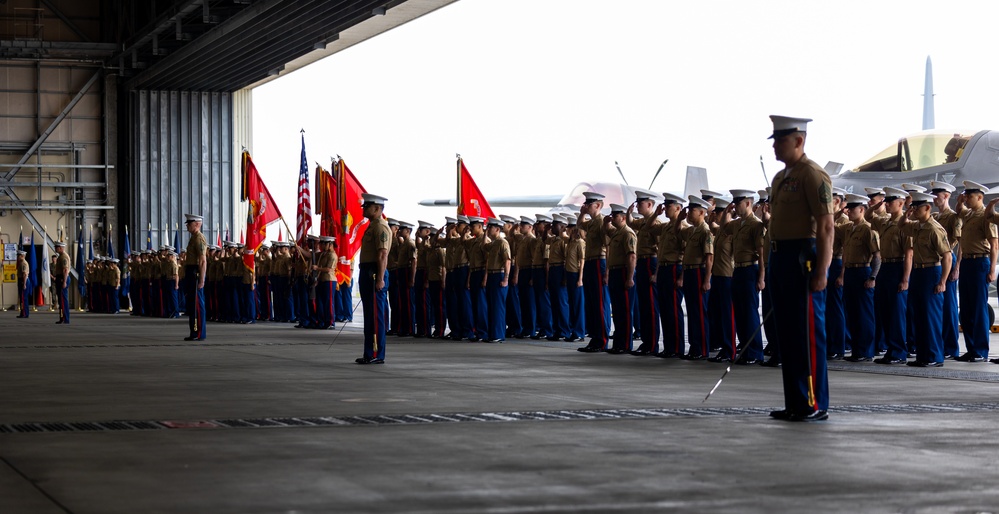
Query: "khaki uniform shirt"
768 155 835 240
712 222 736 278
652 219 687 263
359 218 392 264
547 235 567 266
606 225 637 268
732 215 765 265
56 253 71 283
933 208 962 250
565 239 585 273
487 238 512 272
832 212 851 257
464 235 487 270
427 247 446 281
17 259 28 288
446 233 469 267
580 214 607 259
871 213 912 260
185 232 207 266
680 221 713 266
960 207 998 255
530 235 549 268
516 233 536 269
841 221 880 266
628 216 660 258
318 250 337 282
912 218 950 265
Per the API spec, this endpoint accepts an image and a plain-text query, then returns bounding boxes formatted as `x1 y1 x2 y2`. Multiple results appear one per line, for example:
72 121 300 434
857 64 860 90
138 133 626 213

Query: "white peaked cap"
713 199 731 210
418 220 434 229
909 192 935 205
499 215 518 224
730 189 756 201
184 213 203 222
634 189 661 201
687 195 711 210
397 221 415 230
963 180 990 194
700 189 723 199
831 187 848 197
361 193 388 205
864 187 886 197
535 214 553 223
929 181 956 193
487 217 504 227
444 216 457 224
467 216 485 225
520 216 534 224
609 204 628 214
845 193 868 205
582 191 605 203
756 189 769 201
769 115 812 139
882 187 908 200
662 192 686 204
901 183 926 193
456 215 470 224
566 216 578 226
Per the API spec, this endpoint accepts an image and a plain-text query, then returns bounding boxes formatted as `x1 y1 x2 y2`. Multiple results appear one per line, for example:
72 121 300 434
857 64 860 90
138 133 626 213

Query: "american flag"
296 132 311 245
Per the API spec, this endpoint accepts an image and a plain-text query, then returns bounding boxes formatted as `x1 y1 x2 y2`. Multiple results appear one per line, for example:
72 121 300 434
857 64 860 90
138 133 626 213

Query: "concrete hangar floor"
3 309 999 513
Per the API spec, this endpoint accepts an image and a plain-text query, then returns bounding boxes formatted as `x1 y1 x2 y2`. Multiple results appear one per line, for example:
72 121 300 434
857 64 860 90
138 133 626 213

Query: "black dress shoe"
874 357 907 365
990 358 999 364
655 351 678 359
55 320 63 324
760 359 781 367
529 334 543 340
369 358 385 364
769 409 792 420
355 357 373 364
606 348 628 355
467 338 480 343
955 353 986 362
564 336 579 343
629 349 652 356
944 354 958 360
735 358 761 365
707 356 733 363
681 354 706 361
844 355 872 362
577 346 603 353
788 410 829 422
546 336 562 342
485 339 504 343
827 353 843 361
184 336 196 341
907 361 943 368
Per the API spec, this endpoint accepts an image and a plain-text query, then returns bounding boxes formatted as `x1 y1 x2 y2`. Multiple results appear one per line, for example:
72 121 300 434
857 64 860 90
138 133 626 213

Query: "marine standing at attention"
54 241 71 324
16 250 29 318
766 115 835 423
184 214 207 341
357 193 391 364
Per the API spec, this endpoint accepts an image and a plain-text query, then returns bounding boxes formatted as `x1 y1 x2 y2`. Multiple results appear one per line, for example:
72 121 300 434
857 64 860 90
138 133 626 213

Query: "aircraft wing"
418 195 563 208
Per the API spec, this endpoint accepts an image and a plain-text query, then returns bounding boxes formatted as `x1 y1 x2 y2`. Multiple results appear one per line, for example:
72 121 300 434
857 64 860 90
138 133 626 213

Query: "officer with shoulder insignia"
577 192 612 352
840 194 880 362
54 241 71 324
626 190 662 355
357 194 391 364
929 181 961 359
766 115 834 422
906 192 952 367
183 214 207 341
956 181 998 362
605 203 638 353
826 187 851 359
729 189 767 364
865 187 912 365
649 193 687 358
675 195 714 359
16 250 29 318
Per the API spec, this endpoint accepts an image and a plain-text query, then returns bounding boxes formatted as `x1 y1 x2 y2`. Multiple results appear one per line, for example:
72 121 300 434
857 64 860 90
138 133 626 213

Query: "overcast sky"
251 0 999 235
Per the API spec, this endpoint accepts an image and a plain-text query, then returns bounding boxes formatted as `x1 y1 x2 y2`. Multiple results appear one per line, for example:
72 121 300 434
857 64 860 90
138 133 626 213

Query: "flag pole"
456 153 461 216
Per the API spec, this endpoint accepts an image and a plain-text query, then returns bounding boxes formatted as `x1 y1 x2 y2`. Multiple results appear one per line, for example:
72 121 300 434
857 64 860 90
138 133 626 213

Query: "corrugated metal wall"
130 90 233 249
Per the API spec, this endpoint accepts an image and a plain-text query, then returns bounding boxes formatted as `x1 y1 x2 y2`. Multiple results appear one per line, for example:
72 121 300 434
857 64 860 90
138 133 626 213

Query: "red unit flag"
457 157 495 219
242 151 283 270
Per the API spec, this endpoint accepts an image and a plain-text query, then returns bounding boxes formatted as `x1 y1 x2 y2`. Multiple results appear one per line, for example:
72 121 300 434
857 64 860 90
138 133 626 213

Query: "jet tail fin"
683 166 708 199
824 161 844 176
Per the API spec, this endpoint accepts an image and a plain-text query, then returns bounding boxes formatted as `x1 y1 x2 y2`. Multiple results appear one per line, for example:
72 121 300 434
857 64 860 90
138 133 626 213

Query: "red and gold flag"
457 157 495 219
241 151 283 270
333 158 370 285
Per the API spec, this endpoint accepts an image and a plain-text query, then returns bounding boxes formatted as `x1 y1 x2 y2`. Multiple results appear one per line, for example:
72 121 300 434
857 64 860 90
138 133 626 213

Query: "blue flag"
76 227 86 296
107 227 115 260
147 225 152 250
173 225 180 252
28 231 37 292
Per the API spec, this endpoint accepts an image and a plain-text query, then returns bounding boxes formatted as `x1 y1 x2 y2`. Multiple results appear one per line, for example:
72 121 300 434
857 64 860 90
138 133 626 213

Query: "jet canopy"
852 131 974 173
